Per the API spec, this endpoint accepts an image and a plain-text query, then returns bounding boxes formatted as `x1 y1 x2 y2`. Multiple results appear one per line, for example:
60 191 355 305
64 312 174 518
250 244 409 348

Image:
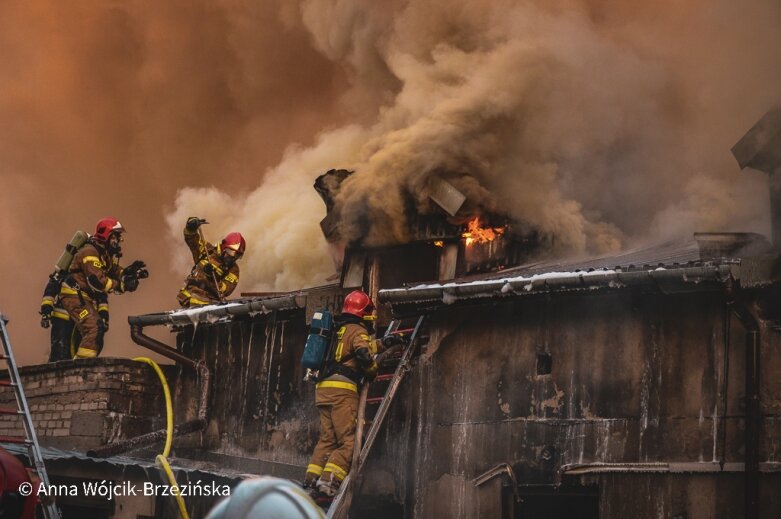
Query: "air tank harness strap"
321 352 362 384
61 276 88 305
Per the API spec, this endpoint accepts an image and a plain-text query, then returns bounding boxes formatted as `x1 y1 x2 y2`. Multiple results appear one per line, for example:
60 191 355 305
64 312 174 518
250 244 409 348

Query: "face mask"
107 233 123 256
222 251 238 266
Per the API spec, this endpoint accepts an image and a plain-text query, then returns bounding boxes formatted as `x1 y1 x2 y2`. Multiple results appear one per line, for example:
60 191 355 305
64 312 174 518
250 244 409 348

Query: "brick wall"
0 358 177 451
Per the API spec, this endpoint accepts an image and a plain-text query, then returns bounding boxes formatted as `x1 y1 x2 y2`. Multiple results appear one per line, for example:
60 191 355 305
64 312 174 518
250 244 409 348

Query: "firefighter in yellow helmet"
177 217 245 307
303 290 405 501
55 218 147 359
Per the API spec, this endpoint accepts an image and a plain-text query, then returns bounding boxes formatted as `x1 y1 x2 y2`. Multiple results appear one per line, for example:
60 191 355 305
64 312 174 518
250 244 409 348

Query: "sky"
1 0 780 365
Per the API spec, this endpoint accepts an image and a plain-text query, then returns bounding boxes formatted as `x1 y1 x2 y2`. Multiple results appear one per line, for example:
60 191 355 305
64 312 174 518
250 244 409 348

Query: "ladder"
0 314 61 519
327 315 426 519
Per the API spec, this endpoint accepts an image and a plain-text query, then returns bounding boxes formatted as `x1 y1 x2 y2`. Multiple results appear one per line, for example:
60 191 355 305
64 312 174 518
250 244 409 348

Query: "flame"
462 217 506 246
433 240 444 247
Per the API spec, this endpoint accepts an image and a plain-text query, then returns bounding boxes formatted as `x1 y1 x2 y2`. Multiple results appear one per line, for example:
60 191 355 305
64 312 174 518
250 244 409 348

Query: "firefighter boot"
315 475 340 497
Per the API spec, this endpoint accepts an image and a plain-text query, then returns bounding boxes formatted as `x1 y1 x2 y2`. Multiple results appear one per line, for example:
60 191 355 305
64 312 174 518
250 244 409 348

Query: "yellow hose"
133 357 189 519
156 454 190 519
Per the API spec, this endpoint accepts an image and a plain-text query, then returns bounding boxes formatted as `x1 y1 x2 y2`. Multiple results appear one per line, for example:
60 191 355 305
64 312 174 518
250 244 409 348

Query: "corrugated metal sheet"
378 237 761 306
0 442 249 481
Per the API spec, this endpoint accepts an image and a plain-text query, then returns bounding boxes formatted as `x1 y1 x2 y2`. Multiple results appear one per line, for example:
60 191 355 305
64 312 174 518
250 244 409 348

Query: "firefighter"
56 218 147 359
303 290 405 500
177 217 245 307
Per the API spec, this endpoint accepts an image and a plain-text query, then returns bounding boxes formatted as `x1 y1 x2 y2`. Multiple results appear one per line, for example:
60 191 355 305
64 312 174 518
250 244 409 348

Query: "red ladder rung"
365 397 384 405
0 380 15 387
0 436 30 444
0 407 21 415
373 374 395 382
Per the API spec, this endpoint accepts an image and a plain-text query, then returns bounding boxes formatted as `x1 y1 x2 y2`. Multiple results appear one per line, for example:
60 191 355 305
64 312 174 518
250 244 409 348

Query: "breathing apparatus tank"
53 231 89 278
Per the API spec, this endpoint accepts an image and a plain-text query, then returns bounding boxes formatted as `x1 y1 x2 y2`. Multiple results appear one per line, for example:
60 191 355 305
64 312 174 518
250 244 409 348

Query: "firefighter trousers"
306 384 359 487
60 295 105 359
48 313 74 362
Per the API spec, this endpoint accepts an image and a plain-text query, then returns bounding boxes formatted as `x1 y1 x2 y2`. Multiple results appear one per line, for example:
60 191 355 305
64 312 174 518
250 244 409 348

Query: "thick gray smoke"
171 0 779 291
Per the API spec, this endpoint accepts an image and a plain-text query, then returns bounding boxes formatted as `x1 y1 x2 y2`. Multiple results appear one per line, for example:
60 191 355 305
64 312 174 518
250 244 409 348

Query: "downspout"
90 324 210 458
728 297 760 519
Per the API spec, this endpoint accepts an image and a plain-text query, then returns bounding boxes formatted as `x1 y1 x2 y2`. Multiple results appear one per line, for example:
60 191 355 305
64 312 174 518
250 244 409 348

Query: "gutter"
379 265 734 306
128 294 307 327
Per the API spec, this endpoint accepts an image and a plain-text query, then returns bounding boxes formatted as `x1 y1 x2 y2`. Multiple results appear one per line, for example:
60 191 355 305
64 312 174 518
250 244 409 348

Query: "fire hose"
133 357 189 519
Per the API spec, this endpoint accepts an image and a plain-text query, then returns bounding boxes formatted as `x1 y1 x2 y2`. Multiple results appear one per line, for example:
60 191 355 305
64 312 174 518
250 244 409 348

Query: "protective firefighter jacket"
66 243 122 297
59 241 123 358
178 226 240 307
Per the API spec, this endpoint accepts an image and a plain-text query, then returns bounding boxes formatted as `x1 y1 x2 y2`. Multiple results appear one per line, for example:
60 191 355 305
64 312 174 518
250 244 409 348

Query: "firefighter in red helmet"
177 217 245 307
55 217 147 359
304 290 404 502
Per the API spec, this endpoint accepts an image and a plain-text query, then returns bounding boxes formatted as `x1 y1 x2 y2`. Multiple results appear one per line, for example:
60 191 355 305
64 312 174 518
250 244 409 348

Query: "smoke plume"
172 0 780 294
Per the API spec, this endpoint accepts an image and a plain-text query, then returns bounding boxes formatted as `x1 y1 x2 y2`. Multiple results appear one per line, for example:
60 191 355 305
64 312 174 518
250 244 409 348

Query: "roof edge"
379 265 734 307
128 293 307 327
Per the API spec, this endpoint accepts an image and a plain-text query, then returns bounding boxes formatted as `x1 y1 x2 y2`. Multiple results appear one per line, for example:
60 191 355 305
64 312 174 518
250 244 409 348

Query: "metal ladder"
0 314 61 519
327 315 426 519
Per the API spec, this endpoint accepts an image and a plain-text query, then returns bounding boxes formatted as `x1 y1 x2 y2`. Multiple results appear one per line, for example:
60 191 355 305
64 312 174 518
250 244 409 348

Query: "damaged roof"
378 234 772 308
130 233 776 322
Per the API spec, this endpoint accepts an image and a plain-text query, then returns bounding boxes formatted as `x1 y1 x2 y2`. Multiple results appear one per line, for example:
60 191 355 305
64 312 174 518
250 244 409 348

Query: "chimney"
732 108 781 248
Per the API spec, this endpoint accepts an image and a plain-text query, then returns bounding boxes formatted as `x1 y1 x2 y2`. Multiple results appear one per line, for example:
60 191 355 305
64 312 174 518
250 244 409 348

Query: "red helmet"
94 217 125 243
342 290 376 319
221 232 246 256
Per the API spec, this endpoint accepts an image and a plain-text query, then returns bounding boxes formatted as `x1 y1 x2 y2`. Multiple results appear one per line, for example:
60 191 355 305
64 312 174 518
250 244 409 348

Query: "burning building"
3 111 781 519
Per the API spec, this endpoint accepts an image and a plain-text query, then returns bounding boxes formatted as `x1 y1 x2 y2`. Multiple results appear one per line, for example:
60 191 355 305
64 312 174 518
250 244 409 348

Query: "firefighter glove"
382 334 408 348
122 274 139 293
126 260 149 279
355 347 375 369
365 364 378 382
186 217 208 232
39 304 52 329
99 309 110 331
202 262 215 276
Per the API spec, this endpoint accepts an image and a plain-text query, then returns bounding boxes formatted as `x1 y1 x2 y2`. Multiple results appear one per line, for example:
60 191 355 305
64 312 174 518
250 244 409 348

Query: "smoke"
166 126 366 291
171 0 780 293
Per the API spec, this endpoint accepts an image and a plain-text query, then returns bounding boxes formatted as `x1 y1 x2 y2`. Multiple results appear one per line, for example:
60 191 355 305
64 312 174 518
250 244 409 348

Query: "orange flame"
462 217 506 246
433 240 444 247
